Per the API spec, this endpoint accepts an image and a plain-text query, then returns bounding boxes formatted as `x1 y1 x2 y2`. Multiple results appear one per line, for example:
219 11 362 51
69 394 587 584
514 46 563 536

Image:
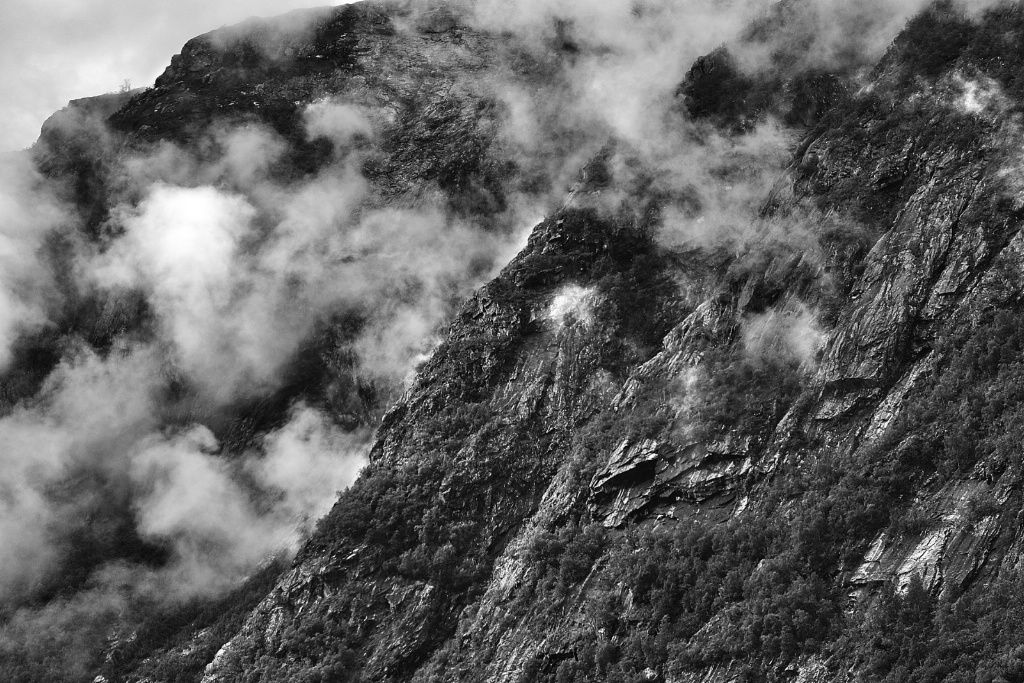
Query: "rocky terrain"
6 1 1024 682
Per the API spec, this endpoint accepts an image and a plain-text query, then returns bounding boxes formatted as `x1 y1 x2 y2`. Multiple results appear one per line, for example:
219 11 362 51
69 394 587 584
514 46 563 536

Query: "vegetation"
0 558 288 683
885 1 976 84
507 297 1024 683
687 346 803 443
680 49 762 131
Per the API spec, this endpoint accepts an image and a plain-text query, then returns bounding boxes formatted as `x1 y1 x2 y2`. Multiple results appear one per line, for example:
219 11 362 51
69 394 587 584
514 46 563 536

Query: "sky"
0 0 355 152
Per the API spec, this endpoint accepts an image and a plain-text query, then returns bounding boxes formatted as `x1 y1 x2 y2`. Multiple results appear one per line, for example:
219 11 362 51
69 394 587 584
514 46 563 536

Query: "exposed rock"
850 479 1005 594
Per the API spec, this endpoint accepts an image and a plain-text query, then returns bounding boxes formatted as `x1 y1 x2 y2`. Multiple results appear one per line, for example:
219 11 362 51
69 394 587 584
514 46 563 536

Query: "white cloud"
94 184 268 401
547 284 600 330
0 347 159 600
742 301 824 367
0 341 368 604
0 151 71 369
130 425 290 599
255 404 367 530
304 100 375 146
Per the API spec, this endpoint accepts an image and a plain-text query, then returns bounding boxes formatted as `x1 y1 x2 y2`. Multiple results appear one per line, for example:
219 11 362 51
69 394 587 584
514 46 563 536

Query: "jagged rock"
850 479 1005 594
592 438 661 493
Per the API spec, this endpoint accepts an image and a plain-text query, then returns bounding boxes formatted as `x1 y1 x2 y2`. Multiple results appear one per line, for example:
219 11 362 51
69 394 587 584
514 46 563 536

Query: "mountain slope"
193 5 1024 683
10 2 1024 683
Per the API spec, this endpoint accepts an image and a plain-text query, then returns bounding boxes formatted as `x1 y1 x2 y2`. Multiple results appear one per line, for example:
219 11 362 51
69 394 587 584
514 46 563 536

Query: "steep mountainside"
9 1 1024 683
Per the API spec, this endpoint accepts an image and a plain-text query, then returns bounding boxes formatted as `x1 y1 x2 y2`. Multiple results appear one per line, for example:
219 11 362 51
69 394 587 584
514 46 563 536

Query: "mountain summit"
5 1 1024 682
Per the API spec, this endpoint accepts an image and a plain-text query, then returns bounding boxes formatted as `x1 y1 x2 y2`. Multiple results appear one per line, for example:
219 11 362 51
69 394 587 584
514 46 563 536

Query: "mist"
0 152 71 370
0 344 366 600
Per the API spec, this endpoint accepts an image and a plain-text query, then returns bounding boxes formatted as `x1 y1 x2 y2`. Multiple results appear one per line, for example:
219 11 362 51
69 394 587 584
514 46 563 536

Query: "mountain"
5 1 1024 682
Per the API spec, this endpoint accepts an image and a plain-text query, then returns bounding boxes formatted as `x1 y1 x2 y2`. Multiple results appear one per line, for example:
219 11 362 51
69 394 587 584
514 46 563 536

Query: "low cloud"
130 413 366 600
0 151 72 370
652 122 797 250
254 404 368 531
0 384 366 676
95 185 264 402
0 344 368 606
304 100 376 146
742 300 824 367
0 347 159 601
940 72 1007 116
129 425 288 600
547 284 600 331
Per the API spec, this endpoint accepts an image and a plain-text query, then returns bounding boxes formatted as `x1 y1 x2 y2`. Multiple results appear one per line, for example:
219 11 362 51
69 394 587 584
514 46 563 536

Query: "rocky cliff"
9 2 1024 683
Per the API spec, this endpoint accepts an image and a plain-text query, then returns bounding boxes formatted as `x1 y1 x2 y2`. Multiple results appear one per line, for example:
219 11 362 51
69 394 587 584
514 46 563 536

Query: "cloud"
649 121 797 249
938 72 1008 116
468 0 776 174
547 284 600 331
94 184 270 402
112 122 291 196
218 124 291 187
127 404 366 601
129 426 277 599
254 404 367 530
0 347 159 600
0 151 72 369
129 416 362 600
0 379 366 674
741 300 824 367
425 0 801 252
94 127 363 404
0 342 368 606
304 100 376 146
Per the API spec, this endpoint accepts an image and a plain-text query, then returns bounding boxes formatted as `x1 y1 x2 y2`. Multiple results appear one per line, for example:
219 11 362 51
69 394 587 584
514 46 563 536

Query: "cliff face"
15 2 1024 683
189 5 1024 681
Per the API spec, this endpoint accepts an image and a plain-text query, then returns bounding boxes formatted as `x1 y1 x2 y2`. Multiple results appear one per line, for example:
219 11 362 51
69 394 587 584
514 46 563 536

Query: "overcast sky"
0 0 354 152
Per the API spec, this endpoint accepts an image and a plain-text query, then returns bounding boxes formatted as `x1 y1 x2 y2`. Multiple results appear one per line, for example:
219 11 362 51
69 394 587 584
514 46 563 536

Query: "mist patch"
547 284 600 330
